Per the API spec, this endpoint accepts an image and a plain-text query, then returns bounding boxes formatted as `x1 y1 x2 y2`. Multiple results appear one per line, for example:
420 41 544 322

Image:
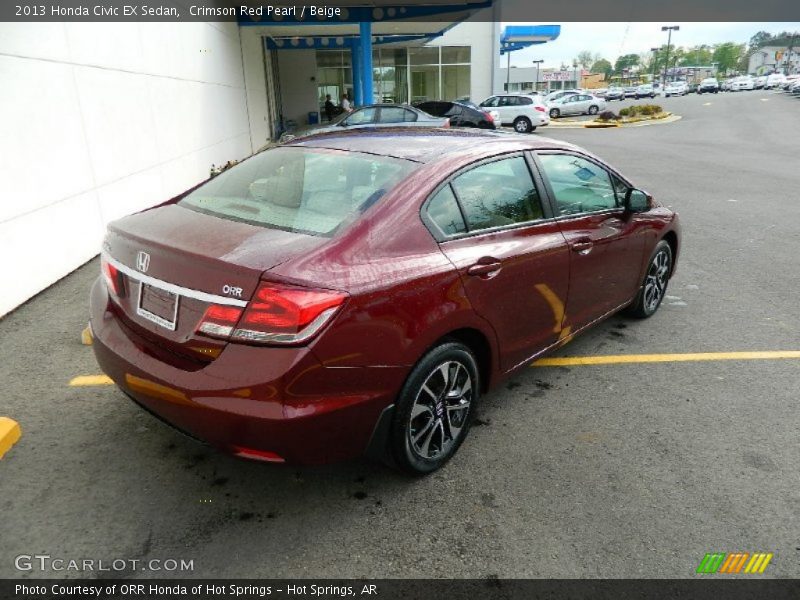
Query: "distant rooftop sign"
500 25 561 54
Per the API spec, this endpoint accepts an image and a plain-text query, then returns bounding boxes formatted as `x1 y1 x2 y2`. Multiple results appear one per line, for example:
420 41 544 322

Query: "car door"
533 151 647 330
559 95 578 116
423 154 571 371
573 95 592 114
479 96 502 121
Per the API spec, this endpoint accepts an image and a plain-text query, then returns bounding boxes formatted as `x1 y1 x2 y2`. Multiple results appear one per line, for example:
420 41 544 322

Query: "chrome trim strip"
103 253 248 307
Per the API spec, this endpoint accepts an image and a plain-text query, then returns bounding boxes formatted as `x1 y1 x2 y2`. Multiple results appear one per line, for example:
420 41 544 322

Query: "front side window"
480 96 499 108
451 157 543 231
537 153 618 215
180 148 416 236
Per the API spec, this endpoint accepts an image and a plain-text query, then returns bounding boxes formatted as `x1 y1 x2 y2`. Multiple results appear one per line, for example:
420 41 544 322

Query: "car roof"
285 128 577 163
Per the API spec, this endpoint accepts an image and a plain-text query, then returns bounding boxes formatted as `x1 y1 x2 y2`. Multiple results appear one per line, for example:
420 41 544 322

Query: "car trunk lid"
102 204 325 364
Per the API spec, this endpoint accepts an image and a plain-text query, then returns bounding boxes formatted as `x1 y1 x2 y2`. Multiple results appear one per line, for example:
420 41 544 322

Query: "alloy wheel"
643 249 671 313
408 361 472 460
514 118 531 133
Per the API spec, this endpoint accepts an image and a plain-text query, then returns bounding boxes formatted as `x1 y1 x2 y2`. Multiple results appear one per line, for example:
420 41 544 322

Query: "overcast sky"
503 22 800 68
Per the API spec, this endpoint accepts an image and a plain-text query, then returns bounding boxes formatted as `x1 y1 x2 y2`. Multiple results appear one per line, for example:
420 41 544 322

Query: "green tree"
614 53 640 74
591 58 613 78
680 45 713 66
749 31 773 49
712 42 746 74
575 50 596 70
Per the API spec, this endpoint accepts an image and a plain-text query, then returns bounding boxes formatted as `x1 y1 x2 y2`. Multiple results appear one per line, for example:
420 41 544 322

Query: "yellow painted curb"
81 324 93 346
70 375 113 386
0 417 22 459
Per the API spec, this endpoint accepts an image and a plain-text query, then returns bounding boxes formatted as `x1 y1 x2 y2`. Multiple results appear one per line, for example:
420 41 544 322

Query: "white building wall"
276 49 319 127
427 18 499 102
0 23 256 317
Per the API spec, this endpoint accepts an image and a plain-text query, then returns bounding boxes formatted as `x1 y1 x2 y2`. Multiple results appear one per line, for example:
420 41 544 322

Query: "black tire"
513 116 532 133
588 105 599 115
549 108 560 119
626 240 673 319
390 342 479 474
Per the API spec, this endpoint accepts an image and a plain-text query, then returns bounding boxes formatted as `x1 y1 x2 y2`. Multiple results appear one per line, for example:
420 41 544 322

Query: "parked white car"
634 84 657 99
546 93 607 118
764 73 786 89
664 81 689 96
478 93 550 133
781 74 800 91
729 76 755 91
543 90 580 103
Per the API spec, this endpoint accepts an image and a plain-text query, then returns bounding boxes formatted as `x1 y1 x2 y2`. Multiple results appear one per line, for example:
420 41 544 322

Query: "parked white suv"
479 94 550 133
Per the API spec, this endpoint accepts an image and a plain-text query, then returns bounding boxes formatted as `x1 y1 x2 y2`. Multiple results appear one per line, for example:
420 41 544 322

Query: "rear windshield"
180 147 416 236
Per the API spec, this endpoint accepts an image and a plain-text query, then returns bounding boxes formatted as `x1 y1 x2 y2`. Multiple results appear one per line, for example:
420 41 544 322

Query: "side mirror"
625 189 650 213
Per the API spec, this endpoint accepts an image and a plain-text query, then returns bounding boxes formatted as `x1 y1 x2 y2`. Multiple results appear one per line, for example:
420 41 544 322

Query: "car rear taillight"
197 282 347 345
535 105 546 112
197 305 244 339
442 119 450 128
101 256 123 296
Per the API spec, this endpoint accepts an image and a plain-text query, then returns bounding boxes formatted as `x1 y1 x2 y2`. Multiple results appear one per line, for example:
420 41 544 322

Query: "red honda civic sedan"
90 129 680 474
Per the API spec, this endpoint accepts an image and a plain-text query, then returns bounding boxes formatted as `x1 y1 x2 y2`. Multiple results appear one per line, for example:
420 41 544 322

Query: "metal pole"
506 51 511 92
651 47 659 84
663 29 672 87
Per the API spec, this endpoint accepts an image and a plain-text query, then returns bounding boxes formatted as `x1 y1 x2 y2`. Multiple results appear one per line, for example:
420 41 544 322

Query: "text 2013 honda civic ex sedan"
90 129 680 474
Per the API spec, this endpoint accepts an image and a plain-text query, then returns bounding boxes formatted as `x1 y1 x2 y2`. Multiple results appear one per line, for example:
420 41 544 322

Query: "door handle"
467 260 502 278
570 239 593 255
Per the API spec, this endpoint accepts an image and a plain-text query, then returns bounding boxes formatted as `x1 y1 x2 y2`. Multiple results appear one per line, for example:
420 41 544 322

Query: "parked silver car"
546 93 607 118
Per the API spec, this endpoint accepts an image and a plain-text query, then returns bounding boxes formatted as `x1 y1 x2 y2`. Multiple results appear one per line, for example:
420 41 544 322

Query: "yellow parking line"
0 417 22 459
69 375 113 386
533 351 800 367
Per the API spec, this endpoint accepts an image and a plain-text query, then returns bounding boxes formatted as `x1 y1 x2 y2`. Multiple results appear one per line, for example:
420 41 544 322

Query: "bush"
619 104 663 118
597 110 620 121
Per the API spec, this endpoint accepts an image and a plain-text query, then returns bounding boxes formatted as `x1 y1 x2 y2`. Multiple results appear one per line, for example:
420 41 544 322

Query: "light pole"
532 59 543 93
650 47 659 84
661 25 680 87
572 60 579 89
506 50 511 92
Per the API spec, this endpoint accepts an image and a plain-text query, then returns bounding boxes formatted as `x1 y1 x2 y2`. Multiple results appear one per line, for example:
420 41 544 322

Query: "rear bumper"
89 279 406 465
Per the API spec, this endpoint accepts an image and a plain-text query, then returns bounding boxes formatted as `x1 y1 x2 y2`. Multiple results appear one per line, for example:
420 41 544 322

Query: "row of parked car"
288 71 800 143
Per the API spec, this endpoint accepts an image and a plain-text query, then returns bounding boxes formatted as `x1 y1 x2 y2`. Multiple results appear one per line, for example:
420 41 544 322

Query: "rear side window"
451 156 543 231
426 185 466 236
538 153 617 215
380 107 413 123
179 147 416 237
519 96 533 105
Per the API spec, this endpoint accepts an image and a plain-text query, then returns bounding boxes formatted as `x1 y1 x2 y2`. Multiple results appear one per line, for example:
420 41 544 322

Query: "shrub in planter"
619 107 630 117
597 110 620 121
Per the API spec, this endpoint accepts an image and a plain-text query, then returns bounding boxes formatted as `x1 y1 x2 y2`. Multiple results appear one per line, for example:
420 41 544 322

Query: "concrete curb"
0 417 21 460
538 113 682 130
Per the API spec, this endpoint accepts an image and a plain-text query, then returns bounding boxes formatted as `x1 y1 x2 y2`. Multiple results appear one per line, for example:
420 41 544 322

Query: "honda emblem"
136 251 150 273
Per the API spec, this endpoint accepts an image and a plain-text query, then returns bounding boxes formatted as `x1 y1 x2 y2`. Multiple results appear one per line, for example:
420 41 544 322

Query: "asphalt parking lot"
1 90 798 579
